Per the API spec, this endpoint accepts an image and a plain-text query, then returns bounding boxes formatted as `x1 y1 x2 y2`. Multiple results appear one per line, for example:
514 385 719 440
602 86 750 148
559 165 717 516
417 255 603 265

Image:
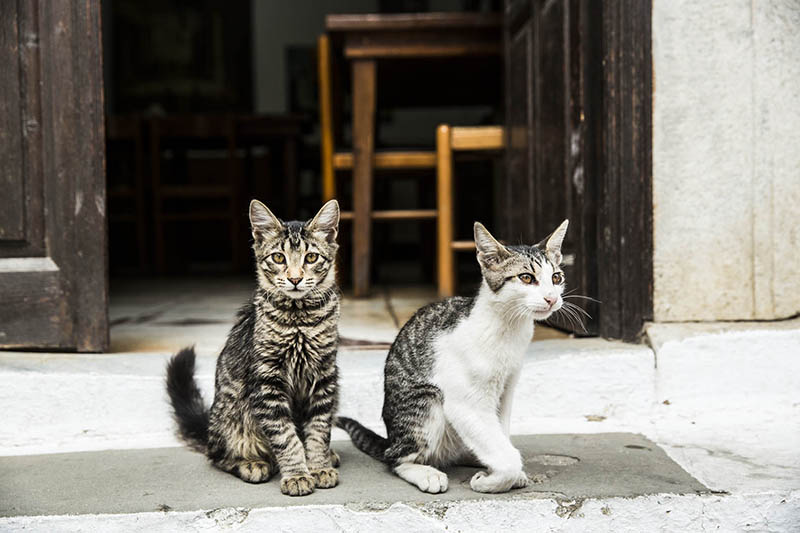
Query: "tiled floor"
108 277 570 355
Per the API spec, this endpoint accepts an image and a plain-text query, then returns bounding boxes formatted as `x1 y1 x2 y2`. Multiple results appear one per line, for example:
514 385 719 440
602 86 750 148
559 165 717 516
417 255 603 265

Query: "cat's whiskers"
551 301 589 333
497 297 534 327
563 294 601 304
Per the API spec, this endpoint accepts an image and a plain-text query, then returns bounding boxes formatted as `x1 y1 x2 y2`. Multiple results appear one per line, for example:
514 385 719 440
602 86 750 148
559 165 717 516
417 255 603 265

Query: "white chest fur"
432 285 533 412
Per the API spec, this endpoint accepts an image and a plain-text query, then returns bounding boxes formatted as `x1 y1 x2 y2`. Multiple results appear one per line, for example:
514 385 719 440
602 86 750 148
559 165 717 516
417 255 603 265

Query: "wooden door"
0 1 108 352
503 0 652 341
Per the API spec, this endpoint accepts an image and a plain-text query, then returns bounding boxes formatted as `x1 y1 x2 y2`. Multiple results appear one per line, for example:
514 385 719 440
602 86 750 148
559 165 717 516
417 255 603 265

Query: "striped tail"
165 346 209 453
336 416 389 463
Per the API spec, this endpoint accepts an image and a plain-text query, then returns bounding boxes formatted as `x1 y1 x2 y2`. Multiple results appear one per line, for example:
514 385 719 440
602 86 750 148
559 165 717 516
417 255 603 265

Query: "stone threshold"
0 433 707 518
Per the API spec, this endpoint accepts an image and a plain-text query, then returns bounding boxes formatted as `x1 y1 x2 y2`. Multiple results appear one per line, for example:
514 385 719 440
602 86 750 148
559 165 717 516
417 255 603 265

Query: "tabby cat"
338 220 569 494
166 199 341 497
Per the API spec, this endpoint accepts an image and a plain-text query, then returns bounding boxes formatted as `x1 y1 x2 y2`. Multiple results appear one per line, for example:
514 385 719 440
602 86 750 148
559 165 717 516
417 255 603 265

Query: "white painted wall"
652 0 800 321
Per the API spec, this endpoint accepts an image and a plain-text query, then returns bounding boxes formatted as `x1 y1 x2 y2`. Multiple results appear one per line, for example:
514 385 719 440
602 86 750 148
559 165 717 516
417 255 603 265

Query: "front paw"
512 471 530 489
470 470 522 493
310 467 339 489
280 473 315 496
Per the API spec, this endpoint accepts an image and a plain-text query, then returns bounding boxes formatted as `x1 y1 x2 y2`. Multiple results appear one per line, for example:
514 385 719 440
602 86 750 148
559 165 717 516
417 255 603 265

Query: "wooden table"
325 12 501 297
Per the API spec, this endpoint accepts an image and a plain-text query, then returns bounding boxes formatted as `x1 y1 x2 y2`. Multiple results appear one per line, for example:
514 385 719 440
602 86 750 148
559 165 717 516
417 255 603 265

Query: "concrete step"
3 434 798 532
1 324 798 530
1 433 715 531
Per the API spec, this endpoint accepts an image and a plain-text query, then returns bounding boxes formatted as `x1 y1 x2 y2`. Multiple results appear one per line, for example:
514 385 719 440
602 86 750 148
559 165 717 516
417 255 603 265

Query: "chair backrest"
450 126 504 151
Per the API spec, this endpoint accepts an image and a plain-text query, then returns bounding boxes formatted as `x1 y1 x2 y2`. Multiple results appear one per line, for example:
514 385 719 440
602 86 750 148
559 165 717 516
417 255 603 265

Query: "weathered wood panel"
596 0 654 341
503 11 534 241
0 2 25 241
502 0 652 340
0 259 70 348
0 0 108 352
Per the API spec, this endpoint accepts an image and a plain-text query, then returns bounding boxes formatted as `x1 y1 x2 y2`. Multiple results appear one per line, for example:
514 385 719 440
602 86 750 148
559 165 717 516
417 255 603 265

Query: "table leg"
351 59 376 297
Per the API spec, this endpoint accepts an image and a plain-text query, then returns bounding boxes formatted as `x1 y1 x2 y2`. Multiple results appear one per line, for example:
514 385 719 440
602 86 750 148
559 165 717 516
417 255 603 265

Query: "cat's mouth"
283 286 310 299
531 303 560 320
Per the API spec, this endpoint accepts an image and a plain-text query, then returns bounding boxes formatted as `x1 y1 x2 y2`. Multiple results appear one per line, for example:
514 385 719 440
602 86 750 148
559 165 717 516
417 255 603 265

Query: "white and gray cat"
338 219 569 494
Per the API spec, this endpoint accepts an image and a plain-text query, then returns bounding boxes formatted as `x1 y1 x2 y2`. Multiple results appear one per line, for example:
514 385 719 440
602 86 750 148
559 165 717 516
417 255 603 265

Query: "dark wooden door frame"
0 0 108 352
595 0 653 341
502 0 653 342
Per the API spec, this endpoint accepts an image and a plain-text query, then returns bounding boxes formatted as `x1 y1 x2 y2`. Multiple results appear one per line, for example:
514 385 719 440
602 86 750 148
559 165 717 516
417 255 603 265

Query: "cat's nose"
288 277 303 286
544 296 557 306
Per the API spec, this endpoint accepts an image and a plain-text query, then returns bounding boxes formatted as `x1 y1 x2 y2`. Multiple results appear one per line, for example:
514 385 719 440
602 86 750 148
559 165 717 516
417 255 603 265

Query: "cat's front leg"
499 370 521 437
302 369 339 489
251 385 315 497
445 402 528 493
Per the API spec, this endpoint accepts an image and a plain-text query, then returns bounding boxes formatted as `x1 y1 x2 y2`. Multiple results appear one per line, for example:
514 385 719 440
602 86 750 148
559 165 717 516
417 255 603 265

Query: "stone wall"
652 0 800 321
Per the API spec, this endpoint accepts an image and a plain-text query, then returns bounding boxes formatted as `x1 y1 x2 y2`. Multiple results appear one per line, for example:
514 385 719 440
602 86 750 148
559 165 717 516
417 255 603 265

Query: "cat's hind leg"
207 411 277 484
233 460 275 483
384 386 450 494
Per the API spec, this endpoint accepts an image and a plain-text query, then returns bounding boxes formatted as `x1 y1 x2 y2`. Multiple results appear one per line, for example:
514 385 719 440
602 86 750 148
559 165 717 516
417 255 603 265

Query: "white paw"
469 470 521 493
512 471 530 489
416 471 449 494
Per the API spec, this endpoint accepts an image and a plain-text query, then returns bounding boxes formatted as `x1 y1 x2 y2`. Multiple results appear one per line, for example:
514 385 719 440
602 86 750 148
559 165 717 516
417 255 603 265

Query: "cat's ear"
539 219 569 265
249 199 281 239
474 222 510 267
307 199 340 243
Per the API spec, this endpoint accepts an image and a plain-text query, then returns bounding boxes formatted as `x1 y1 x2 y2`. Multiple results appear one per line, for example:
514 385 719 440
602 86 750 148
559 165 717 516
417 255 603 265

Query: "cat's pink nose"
288 277 303 286
544 296 557 306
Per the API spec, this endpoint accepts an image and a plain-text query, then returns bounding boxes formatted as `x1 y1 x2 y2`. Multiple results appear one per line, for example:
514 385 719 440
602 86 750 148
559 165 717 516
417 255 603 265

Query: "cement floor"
107 277 569 355
0 433 707 518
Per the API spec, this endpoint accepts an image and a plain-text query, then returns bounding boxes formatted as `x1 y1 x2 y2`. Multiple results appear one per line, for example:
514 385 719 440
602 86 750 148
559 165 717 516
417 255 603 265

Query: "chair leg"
437 125 455 298
351 59 376 297
318 34 335 203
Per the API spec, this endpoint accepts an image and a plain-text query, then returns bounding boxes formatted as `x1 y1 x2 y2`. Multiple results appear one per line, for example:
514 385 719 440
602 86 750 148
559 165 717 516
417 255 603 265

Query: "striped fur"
336 416 388 461
166 200 342 497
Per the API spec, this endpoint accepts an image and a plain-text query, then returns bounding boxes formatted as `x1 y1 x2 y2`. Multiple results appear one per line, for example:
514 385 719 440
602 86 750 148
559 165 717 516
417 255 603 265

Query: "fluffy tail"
336 416 389 463
166 347 209 452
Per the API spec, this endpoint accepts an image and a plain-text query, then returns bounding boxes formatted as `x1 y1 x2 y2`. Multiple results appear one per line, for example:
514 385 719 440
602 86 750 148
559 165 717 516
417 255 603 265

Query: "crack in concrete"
204 507 250 527
343 501 393 513
555 498 585 518
669 442 797 471
382 287 401 330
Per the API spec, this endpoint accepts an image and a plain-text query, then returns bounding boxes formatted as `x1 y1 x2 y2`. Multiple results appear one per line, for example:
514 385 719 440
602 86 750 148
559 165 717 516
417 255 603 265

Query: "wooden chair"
317 34 439 295
235 115 304 221
436 124 505 297
149 115 243 274
106 114 148 272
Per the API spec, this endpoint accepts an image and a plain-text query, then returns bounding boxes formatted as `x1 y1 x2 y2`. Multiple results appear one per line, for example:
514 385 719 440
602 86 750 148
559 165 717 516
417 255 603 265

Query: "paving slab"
0 433 706 518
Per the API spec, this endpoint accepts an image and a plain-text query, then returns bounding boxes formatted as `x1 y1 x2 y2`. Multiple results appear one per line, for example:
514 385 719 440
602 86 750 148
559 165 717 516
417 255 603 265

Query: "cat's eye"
271 253 286 264
305 253 319 264
552 272 564 285
518 273 535 284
